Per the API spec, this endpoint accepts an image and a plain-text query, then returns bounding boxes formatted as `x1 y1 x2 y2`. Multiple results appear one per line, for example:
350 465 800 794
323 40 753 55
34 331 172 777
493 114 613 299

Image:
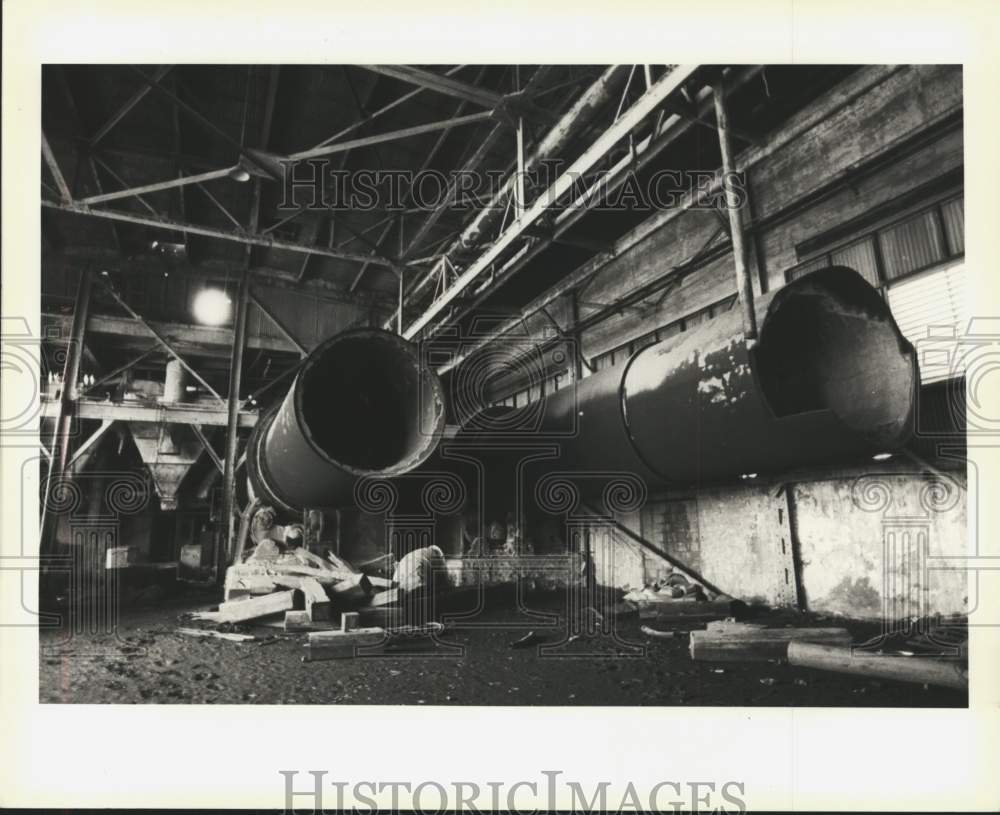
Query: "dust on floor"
38 590 966 707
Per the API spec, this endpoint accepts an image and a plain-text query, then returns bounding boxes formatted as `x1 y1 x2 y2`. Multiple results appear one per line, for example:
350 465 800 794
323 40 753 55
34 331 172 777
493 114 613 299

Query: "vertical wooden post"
713 79 757 344
219 248 252 576
41 267 93 547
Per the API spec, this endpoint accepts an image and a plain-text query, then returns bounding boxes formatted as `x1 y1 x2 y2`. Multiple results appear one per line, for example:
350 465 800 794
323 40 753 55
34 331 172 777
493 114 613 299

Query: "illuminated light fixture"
193 289 232 326
739 472 758 480
872 452 893 461
229 166 251 183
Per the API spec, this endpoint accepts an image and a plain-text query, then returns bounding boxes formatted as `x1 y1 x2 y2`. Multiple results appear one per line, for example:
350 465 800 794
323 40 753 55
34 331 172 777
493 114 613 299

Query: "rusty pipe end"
247 328 446 512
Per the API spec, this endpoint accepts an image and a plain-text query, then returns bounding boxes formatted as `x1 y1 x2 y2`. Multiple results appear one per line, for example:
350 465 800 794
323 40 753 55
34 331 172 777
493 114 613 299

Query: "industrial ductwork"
458 266 917 486
247 328 446 512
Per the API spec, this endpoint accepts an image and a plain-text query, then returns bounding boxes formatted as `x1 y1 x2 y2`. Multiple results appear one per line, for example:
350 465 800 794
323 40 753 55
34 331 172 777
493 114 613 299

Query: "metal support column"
713 79 757 344
570 291 585 382
41 267 93 547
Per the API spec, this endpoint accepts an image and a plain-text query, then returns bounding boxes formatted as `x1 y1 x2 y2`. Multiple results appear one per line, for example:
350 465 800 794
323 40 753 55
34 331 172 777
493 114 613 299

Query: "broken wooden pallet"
689 621 852 662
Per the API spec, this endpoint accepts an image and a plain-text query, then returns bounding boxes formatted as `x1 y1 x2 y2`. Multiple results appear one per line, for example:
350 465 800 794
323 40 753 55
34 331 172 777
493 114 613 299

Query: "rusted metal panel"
467 267 917 489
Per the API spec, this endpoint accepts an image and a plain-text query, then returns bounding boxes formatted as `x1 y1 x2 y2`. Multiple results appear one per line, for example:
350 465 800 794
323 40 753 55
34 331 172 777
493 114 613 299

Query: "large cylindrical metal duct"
247 328 446 511
459 266 917 486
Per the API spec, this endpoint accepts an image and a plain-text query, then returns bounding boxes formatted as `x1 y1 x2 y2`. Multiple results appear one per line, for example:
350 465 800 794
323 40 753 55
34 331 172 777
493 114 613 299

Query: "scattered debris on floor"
182 543 400 647
639 625 676 639
620 575 740 625
510 631 543 648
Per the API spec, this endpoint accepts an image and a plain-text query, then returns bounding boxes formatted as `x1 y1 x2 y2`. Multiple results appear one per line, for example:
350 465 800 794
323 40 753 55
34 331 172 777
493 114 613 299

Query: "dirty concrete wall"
580 464 967 620
791 469 967 618
590 509 646 592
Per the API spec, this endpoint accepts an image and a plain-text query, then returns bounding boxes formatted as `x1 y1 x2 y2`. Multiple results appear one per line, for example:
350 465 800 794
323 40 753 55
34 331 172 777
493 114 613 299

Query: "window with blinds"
887 259 966 384
787 193 965 384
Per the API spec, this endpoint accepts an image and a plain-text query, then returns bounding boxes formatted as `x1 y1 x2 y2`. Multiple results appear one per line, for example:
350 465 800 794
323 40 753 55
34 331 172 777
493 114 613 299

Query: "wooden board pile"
191 546 397 628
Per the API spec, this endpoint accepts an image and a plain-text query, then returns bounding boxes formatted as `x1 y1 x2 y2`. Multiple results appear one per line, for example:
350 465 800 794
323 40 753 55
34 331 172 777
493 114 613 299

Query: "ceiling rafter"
42 199 400 267
399 65 700 339
90 65 174 146
360 64 503 109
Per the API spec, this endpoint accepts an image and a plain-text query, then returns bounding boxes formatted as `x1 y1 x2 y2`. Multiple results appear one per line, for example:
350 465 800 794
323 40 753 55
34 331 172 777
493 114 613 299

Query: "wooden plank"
282 611 339 632
324 549 359 573
304 627 387 661
366 587 399 607
690 625 852 662
293 547 339 572
43 311 298 353
215 589 296 623
176 627 256 643
329 572 373 606
231 558 354 585
635 598 737 623
787 641 968 691
297 576 332 622
223 568 279 601
366 575 394 589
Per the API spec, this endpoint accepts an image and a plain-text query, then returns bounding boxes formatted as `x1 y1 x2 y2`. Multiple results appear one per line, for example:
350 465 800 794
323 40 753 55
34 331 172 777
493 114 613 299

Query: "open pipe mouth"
295 329 445 475
754 266 917 448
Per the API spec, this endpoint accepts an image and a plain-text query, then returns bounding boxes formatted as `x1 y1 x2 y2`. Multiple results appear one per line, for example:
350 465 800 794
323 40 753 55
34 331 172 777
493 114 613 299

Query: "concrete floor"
38 587 967 707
